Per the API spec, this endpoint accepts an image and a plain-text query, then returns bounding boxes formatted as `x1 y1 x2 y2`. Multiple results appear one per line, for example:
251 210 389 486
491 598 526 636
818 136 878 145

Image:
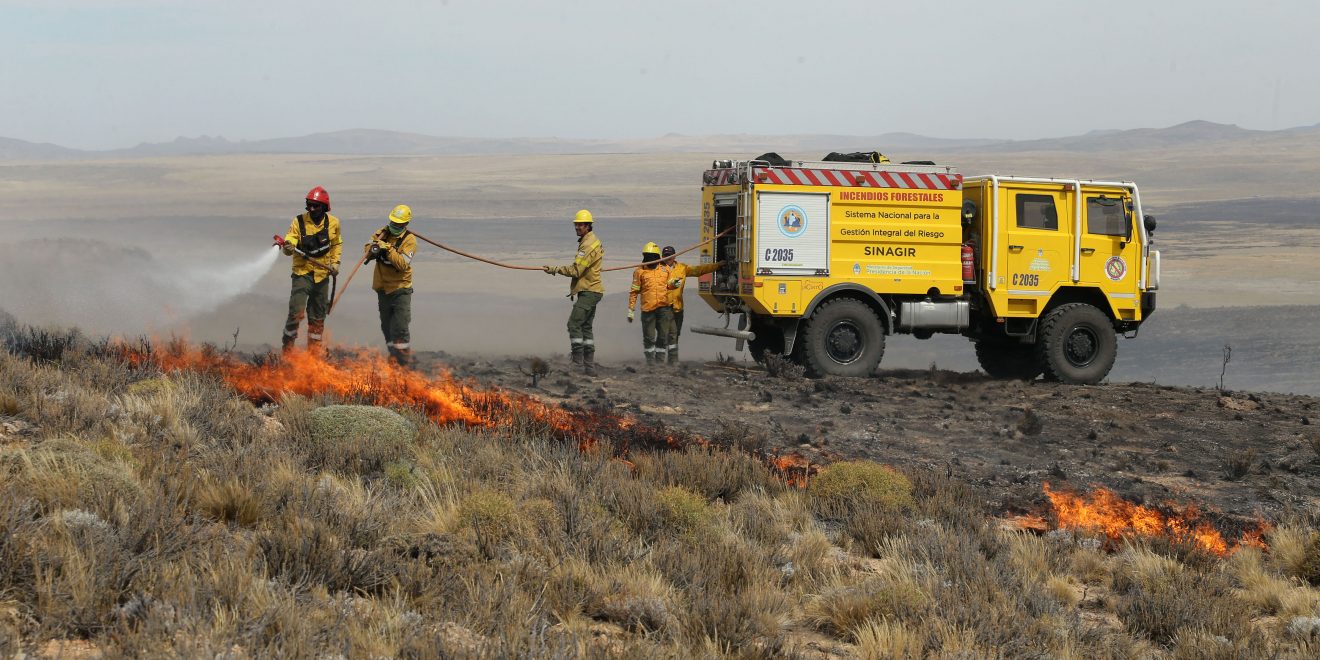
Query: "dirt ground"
432 352 1320 532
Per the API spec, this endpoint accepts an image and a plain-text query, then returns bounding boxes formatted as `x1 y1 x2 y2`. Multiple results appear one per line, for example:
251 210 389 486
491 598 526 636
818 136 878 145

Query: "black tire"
974 339 1042 380
801 298 885 377
1036 303 1117 385
748 319 784 363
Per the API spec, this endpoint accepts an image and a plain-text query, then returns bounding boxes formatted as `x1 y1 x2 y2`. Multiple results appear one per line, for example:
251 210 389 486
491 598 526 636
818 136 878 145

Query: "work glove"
667 278 682 288
375 240 391 252
627 310 634 323
282 244 295 256
329 265 339 277
542 265 556 275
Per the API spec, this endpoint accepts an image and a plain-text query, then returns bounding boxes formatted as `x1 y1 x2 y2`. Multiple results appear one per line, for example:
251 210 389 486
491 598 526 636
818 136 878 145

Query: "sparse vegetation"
1 331 1318 657
762 351 804 380
1223 448 1258 481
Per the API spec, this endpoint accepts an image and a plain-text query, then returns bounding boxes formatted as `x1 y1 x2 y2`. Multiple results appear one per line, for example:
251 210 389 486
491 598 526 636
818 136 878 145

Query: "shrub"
762 352 804 380
456 490 525 559
808 460 914 519
1111 548 1249 645
1300 533 1320 587
852 617 924 660
382 461 419 492
655 486 713 538
632 447 783 501
195 476 261 526
126 377 174 397
805 576 930 636
3 437 143 513
304 404 416 474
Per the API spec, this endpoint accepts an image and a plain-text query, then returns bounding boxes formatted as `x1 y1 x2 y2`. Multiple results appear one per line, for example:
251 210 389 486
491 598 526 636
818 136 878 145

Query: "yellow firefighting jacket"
366 228 417 294
551 230 604 295
283 213 342 283
665 261 721 312
629 264 678 313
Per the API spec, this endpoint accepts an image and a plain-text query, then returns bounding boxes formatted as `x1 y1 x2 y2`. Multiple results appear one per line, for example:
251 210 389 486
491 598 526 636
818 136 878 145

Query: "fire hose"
408 225 733 272
319 226 734 317
272 235 339 309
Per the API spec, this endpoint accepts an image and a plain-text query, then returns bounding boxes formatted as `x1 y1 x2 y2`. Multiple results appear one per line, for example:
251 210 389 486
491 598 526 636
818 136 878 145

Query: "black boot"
583 347 597 376
571 344 584 365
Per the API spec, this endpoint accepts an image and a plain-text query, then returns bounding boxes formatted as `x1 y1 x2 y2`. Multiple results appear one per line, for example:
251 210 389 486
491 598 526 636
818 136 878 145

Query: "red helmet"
305 186 331 211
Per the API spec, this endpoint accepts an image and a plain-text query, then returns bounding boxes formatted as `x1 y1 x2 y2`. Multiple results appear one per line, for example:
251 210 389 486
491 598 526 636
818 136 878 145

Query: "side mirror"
1143 214 1157 235
961 200 978 226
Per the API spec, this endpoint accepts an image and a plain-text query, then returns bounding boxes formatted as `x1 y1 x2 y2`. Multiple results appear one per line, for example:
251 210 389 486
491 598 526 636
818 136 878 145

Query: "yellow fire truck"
691 156 1160 384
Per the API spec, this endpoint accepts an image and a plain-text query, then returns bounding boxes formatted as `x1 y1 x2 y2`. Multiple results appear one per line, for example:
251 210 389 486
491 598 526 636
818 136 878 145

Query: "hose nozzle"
272 234 286 247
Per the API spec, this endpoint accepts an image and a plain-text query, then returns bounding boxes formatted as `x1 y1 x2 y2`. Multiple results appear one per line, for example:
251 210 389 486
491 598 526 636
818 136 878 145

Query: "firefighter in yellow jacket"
661 245 724 365
280 186 342 353
543 210 604 376
365 204 418 367
628 242 678 366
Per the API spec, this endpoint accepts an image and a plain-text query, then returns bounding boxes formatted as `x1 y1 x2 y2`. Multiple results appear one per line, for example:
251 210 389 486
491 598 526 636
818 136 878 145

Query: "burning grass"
1 328 1318 657
118 339 704 457
1043 482 1269 557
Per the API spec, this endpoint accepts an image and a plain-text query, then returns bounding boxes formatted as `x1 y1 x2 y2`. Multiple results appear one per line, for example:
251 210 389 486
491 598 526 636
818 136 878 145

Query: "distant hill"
0 136 83 160
970 120 1320 153
3 121 1319 160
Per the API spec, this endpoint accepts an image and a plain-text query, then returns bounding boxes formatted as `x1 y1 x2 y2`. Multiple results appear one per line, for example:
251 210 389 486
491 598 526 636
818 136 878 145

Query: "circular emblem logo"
777 205 807 238
1105 256 1127 281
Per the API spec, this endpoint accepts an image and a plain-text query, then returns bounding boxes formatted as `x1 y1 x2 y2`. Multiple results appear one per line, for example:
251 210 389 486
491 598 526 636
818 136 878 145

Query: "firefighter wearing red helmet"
279 186 342 353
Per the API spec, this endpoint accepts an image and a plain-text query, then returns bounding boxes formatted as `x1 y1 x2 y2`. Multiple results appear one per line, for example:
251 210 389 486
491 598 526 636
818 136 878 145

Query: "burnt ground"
432 352 1320 532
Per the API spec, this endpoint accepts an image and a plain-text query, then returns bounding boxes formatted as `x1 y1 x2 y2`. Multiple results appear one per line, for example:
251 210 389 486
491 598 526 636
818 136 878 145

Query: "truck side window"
1016 194 1057 230
1086 197 1127 236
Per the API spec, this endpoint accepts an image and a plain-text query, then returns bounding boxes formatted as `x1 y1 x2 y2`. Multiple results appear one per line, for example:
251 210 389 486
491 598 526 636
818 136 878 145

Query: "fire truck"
690 156 1160 384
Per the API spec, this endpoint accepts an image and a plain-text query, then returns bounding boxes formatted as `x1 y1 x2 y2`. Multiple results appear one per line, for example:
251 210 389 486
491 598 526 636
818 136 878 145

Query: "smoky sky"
2 0 1319 150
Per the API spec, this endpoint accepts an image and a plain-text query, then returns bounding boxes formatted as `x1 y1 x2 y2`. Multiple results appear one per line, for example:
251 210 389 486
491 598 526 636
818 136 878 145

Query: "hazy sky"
3 0 1318 150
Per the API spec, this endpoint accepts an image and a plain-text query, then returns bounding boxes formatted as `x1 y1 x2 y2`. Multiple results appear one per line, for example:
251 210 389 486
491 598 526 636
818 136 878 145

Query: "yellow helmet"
388 204 412 225
642 241 661 256
574 209 594 224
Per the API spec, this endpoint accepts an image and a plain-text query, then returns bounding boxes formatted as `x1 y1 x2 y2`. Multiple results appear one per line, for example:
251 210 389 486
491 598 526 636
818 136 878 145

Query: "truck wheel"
801 298 885 377
747 319 784 363
974 340 1042 380
1036 303 1117 385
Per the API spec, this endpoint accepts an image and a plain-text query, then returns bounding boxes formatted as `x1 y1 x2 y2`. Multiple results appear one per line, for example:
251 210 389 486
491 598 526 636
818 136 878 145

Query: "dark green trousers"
567 291 601 353
376 287 412 357
642 306 675 359
283 274 330 347
669 309 685 352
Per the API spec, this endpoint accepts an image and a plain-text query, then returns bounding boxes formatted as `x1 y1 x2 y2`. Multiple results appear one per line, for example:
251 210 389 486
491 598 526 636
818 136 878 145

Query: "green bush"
457 490 525 558
304 404 415 474
655 486 713 537
808 460 914 518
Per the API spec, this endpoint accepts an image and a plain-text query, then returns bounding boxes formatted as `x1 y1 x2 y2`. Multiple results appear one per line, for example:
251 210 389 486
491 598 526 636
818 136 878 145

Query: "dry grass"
1 329 1318 656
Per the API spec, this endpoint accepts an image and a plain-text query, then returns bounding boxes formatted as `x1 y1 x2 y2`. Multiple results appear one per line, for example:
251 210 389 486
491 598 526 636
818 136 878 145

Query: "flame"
118 341 701 454
771 452 816 488
113 340 822 486
1042 482 1270 556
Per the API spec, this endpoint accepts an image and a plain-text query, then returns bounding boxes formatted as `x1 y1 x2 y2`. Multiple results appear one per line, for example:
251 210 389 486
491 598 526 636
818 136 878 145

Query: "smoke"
0 239 278 334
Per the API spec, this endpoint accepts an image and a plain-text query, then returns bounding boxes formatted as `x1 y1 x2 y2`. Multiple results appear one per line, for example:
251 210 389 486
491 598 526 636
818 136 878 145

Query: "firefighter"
365 204 418 367
660 245 725 365
543 210 604 376
280 186 342 353
627 242 678 366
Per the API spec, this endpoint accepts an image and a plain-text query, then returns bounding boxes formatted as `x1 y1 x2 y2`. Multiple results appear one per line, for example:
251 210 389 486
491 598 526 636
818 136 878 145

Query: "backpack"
823 151 891 164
